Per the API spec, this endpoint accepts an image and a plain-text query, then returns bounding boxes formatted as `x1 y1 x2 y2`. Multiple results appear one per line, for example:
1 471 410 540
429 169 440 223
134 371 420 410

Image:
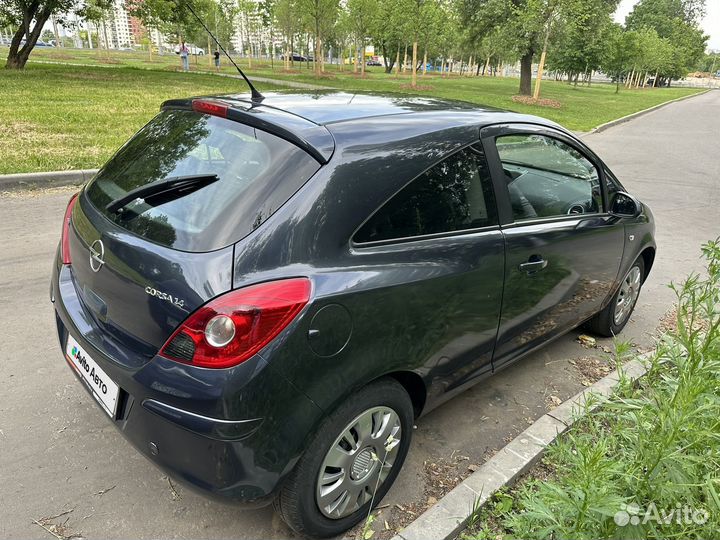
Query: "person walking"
179 41 189 72
214 50 220 71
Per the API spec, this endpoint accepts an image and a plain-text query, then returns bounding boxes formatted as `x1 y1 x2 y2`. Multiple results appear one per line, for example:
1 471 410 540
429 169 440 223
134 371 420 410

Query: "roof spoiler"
161 98 334 164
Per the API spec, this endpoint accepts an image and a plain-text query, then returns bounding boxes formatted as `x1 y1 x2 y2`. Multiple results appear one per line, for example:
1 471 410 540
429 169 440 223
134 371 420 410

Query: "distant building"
95 0 133 48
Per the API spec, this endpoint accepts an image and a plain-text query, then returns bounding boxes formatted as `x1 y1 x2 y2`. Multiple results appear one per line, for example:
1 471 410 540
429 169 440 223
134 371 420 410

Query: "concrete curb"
586 88 712 135
0 169 98 192
391 357 649 540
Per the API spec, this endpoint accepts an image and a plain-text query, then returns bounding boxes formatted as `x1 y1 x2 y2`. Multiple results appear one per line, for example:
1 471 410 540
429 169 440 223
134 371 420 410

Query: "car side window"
495 134 602 221
354 145 498 244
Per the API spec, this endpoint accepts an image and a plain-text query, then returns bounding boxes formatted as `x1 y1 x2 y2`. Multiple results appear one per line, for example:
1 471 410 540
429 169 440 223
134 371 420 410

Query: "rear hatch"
66 108 321 367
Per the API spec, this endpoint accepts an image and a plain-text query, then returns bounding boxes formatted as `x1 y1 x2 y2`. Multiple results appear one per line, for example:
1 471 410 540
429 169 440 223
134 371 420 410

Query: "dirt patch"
32 508 82 540
511 95 562 108
399 83 435 91
570 356 613 386
656 305 679 335
354 454 482 539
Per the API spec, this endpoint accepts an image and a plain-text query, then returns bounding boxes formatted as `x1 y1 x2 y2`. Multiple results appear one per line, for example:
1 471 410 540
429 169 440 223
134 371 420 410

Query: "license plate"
65 335 120 417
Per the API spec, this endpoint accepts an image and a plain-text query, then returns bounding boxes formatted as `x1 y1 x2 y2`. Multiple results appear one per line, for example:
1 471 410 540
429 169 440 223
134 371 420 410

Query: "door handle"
519 257 548 273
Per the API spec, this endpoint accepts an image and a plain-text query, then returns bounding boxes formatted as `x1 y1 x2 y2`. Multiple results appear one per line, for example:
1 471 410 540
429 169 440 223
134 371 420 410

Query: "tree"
2 0 110 68
274 0 297 69
368 0 409 74
459 0 549 96
548 0 618 85
296 0 339 76
600 23 634 92
347 0 376 76
626 0 707 83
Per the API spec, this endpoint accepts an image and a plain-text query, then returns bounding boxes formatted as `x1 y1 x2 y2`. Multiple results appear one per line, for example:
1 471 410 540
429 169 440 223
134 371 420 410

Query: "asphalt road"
1 90 718 539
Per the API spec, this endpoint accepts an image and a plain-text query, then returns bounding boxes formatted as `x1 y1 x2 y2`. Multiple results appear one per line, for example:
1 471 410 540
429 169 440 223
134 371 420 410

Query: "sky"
614 0 720 50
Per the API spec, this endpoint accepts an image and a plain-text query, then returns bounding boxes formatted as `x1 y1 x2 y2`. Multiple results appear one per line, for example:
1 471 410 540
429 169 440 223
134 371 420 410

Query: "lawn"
0 46 705 174
0 61 280 174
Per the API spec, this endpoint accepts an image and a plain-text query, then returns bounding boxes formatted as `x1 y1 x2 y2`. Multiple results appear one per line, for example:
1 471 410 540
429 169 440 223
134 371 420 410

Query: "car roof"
161 91 561 163
218 91 488 125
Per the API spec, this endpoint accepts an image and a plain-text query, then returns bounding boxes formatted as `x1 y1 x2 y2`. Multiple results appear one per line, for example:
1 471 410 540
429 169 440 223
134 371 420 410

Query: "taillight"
159 278 312 369
192 99 228 118
61 193 79 265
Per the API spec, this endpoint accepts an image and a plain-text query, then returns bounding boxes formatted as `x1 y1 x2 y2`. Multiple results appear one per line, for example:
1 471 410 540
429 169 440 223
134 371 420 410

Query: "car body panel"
68 194 234 366
52 259 324 504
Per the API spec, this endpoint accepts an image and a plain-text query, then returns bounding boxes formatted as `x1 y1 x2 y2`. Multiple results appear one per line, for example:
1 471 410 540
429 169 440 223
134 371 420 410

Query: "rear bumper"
51 258 323 506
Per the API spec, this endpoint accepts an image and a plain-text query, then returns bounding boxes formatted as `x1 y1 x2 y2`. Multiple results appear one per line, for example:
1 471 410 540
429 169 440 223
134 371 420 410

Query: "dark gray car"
51 91 655 537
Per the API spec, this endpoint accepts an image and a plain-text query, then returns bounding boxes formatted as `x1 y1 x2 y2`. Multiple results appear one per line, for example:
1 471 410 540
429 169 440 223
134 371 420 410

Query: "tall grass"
467 239 720 539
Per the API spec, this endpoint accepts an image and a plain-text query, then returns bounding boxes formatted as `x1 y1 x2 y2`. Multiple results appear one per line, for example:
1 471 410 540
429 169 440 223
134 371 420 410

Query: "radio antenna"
181 0 264 101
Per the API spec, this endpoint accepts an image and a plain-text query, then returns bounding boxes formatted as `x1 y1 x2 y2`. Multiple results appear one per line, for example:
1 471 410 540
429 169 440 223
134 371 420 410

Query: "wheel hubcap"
316 406 402 519
614 266 642 326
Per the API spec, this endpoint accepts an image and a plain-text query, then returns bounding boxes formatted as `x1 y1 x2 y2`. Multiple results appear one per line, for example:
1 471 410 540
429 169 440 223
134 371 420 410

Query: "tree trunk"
519 52 533 96
422 49 427 76
208 35 212 67
483 56 490 76
353 40 358 73
402 45 407 73
532 47 547 100
51 15 61 47
314 22 321 77
653 69 658 87
6 4 53 69
361 43 365 77
320 39 325 73
395 48 400 77
411 41 417 87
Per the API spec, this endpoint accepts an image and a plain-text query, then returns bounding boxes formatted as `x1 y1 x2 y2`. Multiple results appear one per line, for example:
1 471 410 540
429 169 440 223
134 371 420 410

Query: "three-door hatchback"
51 91 655 537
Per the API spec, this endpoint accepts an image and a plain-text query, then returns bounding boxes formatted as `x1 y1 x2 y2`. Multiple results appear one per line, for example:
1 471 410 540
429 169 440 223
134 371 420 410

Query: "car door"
348 144 506 403
481 124 625 369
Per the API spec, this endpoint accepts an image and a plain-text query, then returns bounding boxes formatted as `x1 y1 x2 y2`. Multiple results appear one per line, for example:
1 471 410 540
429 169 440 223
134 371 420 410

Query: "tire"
274 378 414 538
586 258 645 337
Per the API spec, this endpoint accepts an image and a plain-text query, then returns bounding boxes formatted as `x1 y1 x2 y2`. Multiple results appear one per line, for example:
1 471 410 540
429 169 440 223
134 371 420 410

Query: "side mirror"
609 191 642 218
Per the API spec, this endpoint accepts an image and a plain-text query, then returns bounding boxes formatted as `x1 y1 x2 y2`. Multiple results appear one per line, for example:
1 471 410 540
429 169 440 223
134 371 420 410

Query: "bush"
471 239 720 539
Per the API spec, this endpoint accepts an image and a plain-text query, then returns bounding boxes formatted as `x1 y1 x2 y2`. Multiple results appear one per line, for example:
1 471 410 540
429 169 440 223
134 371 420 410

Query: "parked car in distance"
366 59 382 66
174 43 205 55
281 52 309 62
52 91 655 538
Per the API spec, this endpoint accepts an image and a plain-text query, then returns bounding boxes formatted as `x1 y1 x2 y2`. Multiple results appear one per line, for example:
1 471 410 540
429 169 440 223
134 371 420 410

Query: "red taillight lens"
191 99 228 118
160 278 312 369
61 193 79 265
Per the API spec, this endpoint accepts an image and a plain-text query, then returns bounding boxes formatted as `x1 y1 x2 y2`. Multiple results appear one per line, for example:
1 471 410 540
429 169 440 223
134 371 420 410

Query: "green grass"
0 61 280 174
462 239 720 539
0 46 704 173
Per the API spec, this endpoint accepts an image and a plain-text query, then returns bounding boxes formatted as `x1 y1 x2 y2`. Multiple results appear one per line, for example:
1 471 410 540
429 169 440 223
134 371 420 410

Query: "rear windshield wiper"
106 174 220 214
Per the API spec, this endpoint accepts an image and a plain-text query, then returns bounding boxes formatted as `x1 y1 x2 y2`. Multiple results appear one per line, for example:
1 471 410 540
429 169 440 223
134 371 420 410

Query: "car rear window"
85 110 320 251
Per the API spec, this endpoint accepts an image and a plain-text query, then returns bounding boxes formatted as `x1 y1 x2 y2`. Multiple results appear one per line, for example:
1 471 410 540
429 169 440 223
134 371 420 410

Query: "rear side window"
354 145 497 244
86 110 320 251
496 134 602 221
